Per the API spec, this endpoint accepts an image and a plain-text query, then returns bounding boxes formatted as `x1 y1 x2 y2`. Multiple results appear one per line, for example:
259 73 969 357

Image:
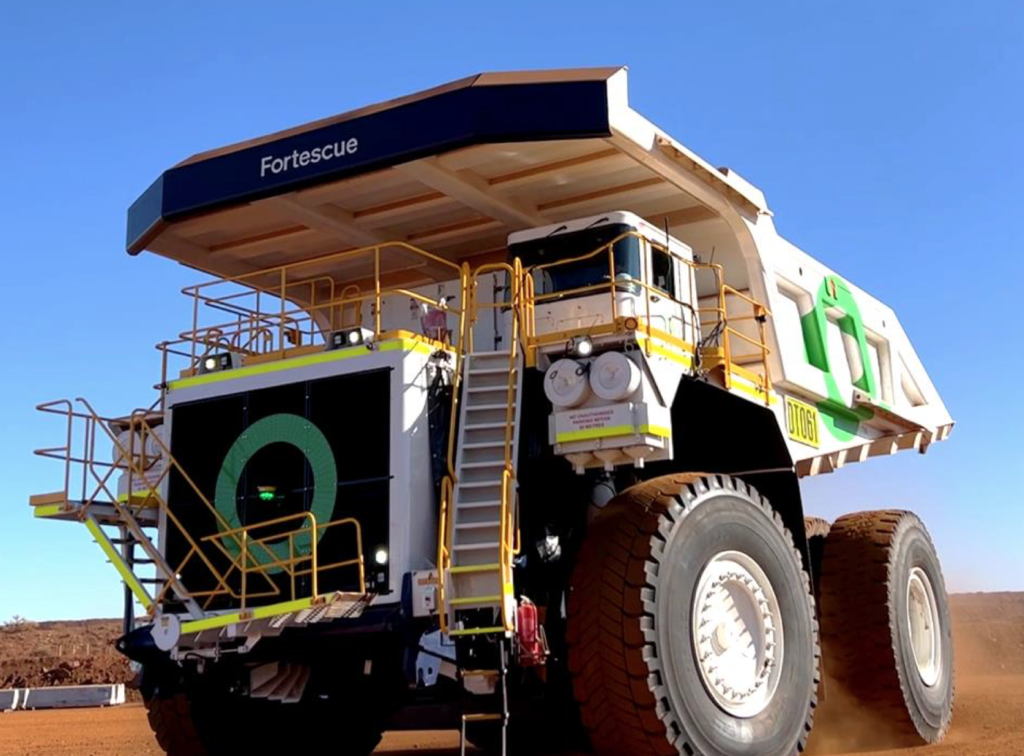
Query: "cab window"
651 248 676 298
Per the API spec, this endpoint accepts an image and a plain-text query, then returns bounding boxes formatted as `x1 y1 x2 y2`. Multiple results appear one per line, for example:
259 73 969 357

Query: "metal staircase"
444 348 522 636
31 402 209 618
439 262 525 639
437 261 526 755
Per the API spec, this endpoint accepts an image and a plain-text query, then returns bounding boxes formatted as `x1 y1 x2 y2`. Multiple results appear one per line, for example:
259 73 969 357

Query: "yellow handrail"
163 240 469 378
33 400 369 616
520 229 773 402
202 511 367 608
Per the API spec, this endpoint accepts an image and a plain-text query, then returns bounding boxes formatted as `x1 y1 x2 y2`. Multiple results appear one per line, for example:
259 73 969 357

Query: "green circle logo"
215 413 337 573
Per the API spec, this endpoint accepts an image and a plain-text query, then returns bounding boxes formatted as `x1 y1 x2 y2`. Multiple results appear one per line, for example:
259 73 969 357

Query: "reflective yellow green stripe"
641 338 694 367
180 596 318 634
640 424 672 437
556 424 635 443
556 423 672 443
33 504 64 518
85 518 152 610
730 376 779 405
168 338 434 391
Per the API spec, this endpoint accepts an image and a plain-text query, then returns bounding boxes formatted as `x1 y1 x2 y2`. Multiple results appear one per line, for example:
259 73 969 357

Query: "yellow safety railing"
156 241 469 393
438 260 524 634
520 230 773 403
33 399 368 615
192 512 365 610
699 283 773 403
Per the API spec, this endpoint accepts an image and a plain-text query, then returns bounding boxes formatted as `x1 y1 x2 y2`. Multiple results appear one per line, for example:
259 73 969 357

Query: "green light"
258 490 276 502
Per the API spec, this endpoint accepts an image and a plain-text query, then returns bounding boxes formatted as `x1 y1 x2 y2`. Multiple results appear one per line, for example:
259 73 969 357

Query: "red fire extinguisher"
516 597 547 667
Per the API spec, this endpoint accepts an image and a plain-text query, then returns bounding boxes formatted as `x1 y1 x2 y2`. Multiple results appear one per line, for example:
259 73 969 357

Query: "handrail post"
374 246 382 338
191 289 199 368
241 532 248 611
289 534 295 601
279 268 287 361
643 239 652 355
309 513 319 599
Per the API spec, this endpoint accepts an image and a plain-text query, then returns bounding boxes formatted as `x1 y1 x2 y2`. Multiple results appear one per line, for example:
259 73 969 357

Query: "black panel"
167 369 391 609
127 79 612 251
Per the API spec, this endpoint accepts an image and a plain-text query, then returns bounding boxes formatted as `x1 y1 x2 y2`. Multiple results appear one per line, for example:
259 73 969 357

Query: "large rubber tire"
819 510 954 743
804 516 831 601
567 473 820 756
143 683 384 755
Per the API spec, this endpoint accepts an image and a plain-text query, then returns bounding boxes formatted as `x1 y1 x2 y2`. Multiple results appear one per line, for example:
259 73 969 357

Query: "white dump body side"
604 73 953 475
750 218 954 472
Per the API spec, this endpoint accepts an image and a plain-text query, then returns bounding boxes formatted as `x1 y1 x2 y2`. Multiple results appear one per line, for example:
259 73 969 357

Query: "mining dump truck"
30 68 955 755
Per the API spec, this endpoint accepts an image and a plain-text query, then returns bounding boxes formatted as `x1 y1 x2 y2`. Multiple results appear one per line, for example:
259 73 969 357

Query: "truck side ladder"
439 262 524 639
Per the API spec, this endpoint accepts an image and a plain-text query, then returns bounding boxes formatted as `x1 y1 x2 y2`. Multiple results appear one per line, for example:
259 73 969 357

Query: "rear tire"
567 473 819 756
819 510 954 743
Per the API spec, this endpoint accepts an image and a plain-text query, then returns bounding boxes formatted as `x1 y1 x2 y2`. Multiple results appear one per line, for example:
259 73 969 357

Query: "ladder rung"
461 442 506 450
458 481 502 489
449 626 507 637
466 403 516 412
456 521 501 530
453 542 500 551
460 460 505 469
469 367 511 375
463 713 503 722
450 595 502 606
467 385 516 393
455 500 502 510
463 422 512 431
462 669 500 678
470 350 512 358
449 563 501 574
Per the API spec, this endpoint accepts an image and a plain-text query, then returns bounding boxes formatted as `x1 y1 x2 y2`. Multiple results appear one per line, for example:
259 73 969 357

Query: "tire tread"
568 473 820 755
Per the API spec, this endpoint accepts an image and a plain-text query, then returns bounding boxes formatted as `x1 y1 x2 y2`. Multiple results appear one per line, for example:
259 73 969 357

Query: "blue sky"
1 2 1022 620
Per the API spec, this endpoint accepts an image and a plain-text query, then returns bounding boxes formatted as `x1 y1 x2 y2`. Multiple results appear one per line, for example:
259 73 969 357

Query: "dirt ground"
0 593 1020 755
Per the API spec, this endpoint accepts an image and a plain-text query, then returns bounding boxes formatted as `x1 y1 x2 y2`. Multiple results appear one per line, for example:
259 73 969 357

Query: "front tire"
819 510 954 743
567 473 820 756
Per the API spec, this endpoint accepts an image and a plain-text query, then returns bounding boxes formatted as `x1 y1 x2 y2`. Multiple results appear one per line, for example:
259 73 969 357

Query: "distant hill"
0 618 130 690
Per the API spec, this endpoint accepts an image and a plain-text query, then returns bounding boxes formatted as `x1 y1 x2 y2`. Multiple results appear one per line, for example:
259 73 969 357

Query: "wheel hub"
692 551 784 718
907 566 942 687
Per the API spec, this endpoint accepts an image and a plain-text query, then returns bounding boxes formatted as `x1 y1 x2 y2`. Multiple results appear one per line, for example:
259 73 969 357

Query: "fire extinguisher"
516 597 548 667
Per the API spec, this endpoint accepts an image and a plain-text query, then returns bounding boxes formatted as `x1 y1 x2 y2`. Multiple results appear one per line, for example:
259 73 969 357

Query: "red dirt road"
0 674 1020 756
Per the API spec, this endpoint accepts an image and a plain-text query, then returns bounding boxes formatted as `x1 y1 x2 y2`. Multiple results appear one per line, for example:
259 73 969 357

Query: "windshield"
510 223 642 297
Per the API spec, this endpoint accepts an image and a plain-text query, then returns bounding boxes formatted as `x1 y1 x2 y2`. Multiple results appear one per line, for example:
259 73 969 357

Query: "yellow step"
449 563 501 574
450 595 501 607
29 491 66 507
463 713 502 722
448 626 507 637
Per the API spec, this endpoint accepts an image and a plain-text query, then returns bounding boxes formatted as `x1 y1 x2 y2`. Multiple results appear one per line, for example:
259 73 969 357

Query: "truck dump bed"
127 66 952 474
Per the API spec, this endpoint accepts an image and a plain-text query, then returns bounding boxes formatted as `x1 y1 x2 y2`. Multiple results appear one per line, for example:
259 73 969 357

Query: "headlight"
374 548 389 566
331 327 373 349
569 336 593 358
199 352 235 374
